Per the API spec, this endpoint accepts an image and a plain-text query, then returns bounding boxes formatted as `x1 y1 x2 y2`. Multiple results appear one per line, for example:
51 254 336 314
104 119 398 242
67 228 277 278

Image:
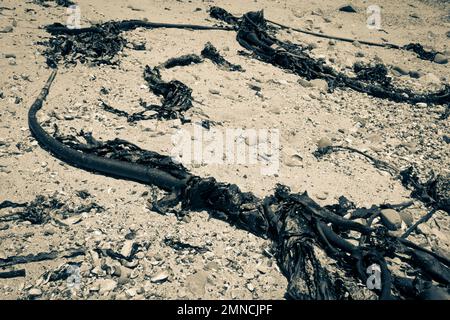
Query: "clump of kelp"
0 194 104 225
209 7 450 106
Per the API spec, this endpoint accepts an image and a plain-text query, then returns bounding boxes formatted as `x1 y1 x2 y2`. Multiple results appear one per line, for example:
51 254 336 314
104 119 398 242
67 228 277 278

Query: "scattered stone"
28 288 42 298
352 41 361 48
284 148 303 167
392 65 409 76
186 271 208 296
96 279 117 294
132 41 146 50
310 79 328 92
298 78 313 87
339 5 357 13
209 89 220 95
380 209 402 230
151 271 169 283
0 26 13 33
120 240 134 258
317 137 332 149
409 70 421 78
398 211 414 227
315 192 329 201
434 53 448 64
248 83 262 92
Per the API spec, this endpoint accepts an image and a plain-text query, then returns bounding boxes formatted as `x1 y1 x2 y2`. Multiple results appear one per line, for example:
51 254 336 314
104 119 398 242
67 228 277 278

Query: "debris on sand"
39 22 126 67
0 194 104 225
0 248 85 268
209 8 450 106
26 71 450 300
201 42 244 71
33 0 75 7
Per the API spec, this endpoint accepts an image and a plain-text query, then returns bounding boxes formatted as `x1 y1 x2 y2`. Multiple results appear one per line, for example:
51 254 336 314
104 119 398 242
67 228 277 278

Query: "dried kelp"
163 237 209 254
53 128 189 181
143 65 194 122
201 42 244 71
210 8 450 106
40 22 126 68
29 49 450 301
0 194 104 224
403 43 438 62
0 249 85 268
400 167 450 213
159 54 204 69
314 145 399 176
159 42 244 72
41 20 232 67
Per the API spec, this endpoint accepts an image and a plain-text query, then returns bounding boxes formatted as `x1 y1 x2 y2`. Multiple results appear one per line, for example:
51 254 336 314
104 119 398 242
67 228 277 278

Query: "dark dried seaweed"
201 42 244 71
0 249 85 268
210 8 450 106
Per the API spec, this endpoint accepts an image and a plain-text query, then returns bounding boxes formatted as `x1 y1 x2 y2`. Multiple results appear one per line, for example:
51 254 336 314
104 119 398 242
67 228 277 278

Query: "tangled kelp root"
209 8 450 107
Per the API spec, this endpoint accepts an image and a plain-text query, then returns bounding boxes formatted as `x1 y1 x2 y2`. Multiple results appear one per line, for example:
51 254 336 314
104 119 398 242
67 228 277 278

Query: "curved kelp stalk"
28 73 450 300
28 70 188 191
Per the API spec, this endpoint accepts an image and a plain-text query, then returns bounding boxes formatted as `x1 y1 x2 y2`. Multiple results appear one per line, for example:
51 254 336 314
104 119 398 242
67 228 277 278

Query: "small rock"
96 279 117 294
298 78 312 87
409 70 421 79
398 211 414 227
0 26 14 33
132 41 146 50
209 89 220 95
380 209 402 230
315 192 329 201
317 137 332 149
248 83 261 92
434 53 448 64
392 65 409 76
352 41 361 48
28 288 42 298
120 240 134 258
186 271 208 296
416 102 427 108
339 5 357 13
310 79 329 92
283 148 303 167
151 271 169 283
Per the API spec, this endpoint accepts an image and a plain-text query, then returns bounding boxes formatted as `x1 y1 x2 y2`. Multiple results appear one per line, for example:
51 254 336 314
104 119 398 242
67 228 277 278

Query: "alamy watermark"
171 125 280 176
67 5 81 29
367 5 382 30
366 263 381 290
